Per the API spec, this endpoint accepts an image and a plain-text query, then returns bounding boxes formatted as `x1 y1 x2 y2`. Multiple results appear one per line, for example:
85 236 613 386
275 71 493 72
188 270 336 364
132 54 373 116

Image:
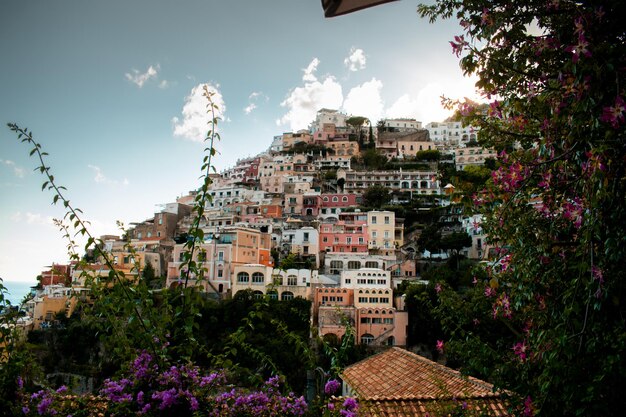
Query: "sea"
1 280 37 306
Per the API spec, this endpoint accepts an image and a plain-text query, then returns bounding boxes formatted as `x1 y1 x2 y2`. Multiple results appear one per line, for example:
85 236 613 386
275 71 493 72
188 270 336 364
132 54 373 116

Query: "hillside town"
17 108 495 348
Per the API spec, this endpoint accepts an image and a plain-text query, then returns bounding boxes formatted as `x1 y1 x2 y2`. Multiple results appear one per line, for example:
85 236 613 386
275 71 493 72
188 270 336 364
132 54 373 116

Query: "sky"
0 0 480 284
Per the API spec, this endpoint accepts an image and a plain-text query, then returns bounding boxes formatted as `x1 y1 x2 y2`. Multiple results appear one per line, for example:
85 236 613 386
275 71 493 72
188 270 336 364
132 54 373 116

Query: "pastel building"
280 226 320 267
367 211 402 251
315 268 407 346
319 213 369 254
338 169 441 195
319 194 361 219
425 121 478 145
166 226 273 295
231 264 314 300
454 146 497 170
324 253 393 275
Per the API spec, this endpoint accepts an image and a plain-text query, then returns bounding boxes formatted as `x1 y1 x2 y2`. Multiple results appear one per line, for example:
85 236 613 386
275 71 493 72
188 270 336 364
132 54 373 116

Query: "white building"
425 121 478 145
383 118 422 131
309 108 348 133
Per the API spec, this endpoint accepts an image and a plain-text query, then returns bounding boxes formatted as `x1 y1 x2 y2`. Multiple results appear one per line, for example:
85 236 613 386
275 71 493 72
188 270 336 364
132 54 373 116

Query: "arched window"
361 334 374 345
281 291 294 301
365 261 378 268
347 261 360 270
267 290 278 300
287 275 298 286
253 290 264 299
237 272 250 283
252 272 264 284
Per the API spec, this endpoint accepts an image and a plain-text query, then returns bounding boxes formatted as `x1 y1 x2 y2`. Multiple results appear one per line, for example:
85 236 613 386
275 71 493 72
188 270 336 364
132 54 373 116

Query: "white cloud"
172 83 226 142
278 58 343 131
386 94 422 119
342 78 384 122
344 47 366 72
158 80 170 89
244 91 268 115
303 58 320 82
125 64 160 88
10 211 54 226
0 159 25 178
87 165 129 186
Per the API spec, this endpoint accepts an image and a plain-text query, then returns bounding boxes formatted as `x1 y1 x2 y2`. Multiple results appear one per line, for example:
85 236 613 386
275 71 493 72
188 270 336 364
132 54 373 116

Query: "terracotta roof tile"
360 398 510 417
342 348 497 400
341 348 510 416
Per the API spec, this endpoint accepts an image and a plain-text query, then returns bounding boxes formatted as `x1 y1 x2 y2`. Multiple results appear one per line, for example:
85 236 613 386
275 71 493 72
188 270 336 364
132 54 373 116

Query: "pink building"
319 220 369 253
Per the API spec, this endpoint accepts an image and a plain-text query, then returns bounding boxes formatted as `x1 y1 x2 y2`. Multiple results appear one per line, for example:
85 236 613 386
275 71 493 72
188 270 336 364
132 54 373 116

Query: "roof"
341 348 510 417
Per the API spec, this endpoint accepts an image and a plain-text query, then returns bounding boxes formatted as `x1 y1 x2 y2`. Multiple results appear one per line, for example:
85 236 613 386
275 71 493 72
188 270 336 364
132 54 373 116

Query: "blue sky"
0 0 479 284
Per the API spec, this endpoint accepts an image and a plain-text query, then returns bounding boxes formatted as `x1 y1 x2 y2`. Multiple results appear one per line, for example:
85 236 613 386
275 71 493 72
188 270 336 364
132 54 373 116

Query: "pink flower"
591 266 604 284
513 341 528 361
449 35 467 57
435 283 442 294
436 340 444 353
600 96 625 128
523 396 534 416
484 286 495 297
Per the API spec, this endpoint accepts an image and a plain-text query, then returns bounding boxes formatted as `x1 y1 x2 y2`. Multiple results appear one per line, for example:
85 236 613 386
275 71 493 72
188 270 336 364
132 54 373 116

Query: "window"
365 261 377 268
281 291 294 301
384 318 394 324
303 232 309 242
345 278 351 284
360 317 371 324
358 297 368 303
237 272 250 283
348 261 360 270
217 269 223 278
384 216 390 224
369 297 379 303
252 272 264 284
342 196 348 202
287 275 298 286
332 197 339 202
372 317 382 324
346 237 352 244
371 216 377 224
218 251 224 261
360 334 374 345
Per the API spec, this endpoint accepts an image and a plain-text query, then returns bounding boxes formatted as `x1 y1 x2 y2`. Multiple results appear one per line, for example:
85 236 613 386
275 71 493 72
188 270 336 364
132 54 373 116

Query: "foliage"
419 0 626 414
5 86 324 416
361 185 391 209
414 149 441 161
19 351 312 417
356 148 388 170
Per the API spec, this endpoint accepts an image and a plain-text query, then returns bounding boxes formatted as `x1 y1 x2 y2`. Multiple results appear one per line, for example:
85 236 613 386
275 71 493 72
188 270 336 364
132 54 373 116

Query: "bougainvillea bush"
19 350 320 417
418 0 626 415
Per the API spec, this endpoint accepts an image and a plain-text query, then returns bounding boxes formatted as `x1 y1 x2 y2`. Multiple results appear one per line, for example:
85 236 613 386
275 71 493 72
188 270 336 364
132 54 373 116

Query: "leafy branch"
6 123 160 361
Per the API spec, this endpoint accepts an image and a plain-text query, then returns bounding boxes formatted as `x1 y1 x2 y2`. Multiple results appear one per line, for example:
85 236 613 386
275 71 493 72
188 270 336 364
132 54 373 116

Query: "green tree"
361 185 391 209
419 0 626 415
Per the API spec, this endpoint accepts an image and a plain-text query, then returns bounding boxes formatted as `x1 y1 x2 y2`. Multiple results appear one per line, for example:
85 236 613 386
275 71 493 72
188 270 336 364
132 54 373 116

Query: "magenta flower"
449 35 467 57
435 283 442 294
601 96 625 128
436 340 444 353
523 396 535 416
324 379 341 395
513 341 528 361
